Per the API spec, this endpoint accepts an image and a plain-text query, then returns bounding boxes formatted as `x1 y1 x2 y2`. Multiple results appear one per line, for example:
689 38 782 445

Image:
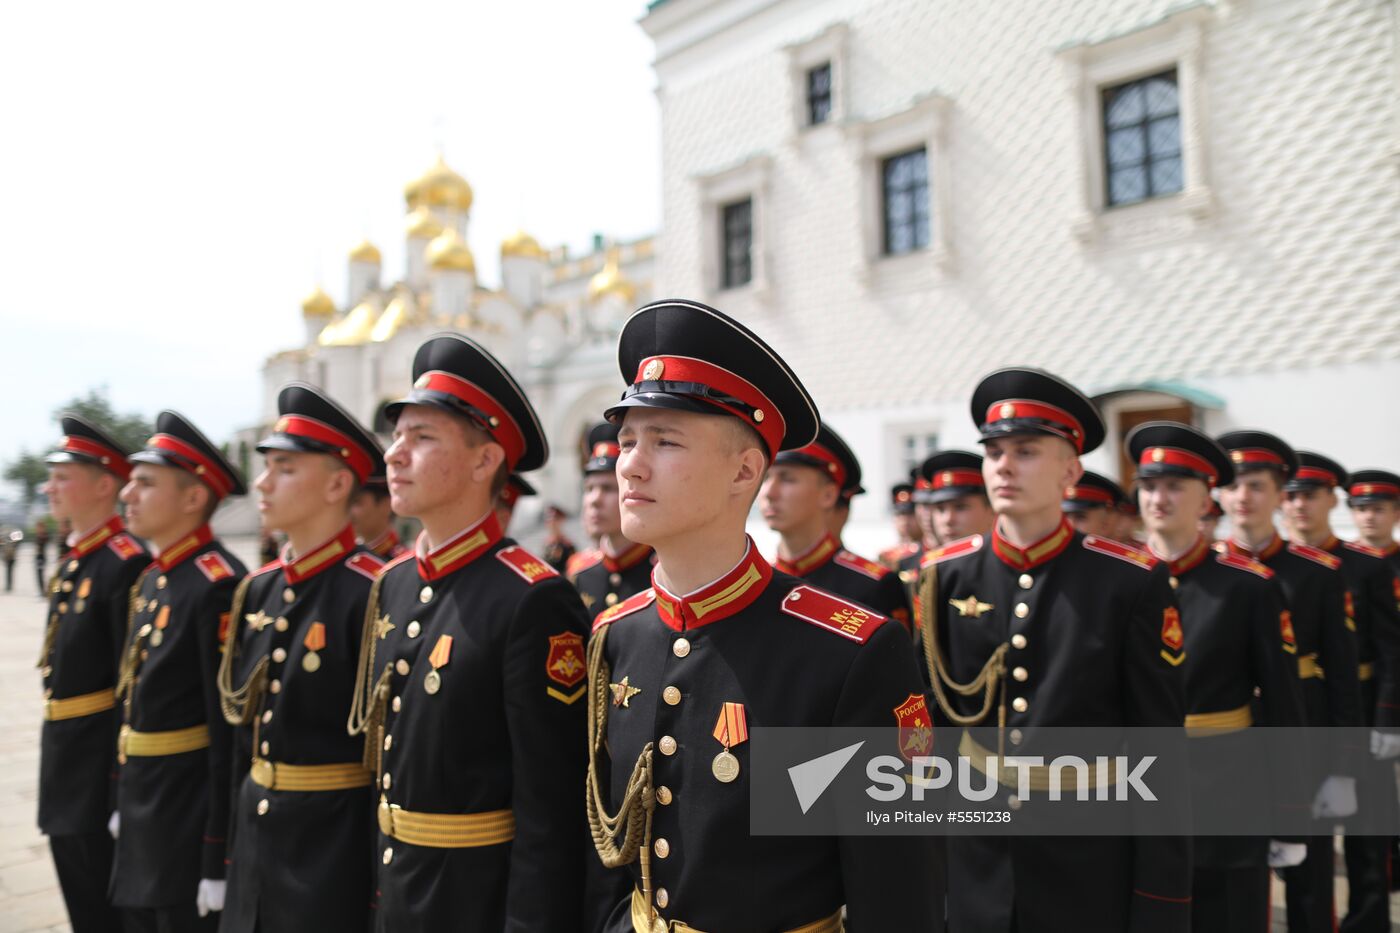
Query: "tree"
3 452 47 505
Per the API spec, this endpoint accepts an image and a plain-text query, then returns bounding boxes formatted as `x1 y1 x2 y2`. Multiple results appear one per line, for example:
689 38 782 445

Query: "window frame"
880 147 931 256
806 62 834 126
1100 69 1183 208
720 198 754 290
785 23 848 133
695 154 772 300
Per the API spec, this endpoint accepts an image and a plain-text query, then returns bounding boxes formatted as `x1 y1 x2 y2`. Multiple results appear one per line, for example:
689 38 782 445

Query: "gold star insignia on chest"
580 592 595 610
610 675 642 708
949 595 994 618
245 610 273 632
374 613 396 640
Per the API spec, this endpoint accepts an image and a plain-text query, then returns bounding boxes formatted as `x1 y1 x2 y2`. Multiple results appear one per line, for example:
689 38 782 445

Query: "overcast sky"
0 0 659 491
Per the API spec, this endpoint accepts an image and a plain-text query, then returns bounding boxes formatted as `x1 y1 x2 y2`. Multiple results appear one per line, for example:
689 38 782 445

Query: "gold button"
407 621 420 638
384 734 393 752
58 602 68 614
262 710 273 724
61 580 73 593
260 740 269 756
1169 577 1179 590
419 586 433 604
270 679 281 694
396 659 410 676
1018 574 1033 589
274 617 289 632
609 572 622 586
1012 697 1028 713
1008 795 1022 811
1014 603 1029 619
67 560 78 572
605 593 618 606
391 696 402 713
382 847 393 865
157 575 168 589
382 772 392 790
1009 728 1023 745
655 786 672 806
672 638 690 658
659 735 677 756
1011 634 1027 649
1013 667 1028 682
257 799 269 816
663 686 681 706
753 409 765 423
272 648 287 663
656 888 669 909
653 838 670 859
283 588 295 603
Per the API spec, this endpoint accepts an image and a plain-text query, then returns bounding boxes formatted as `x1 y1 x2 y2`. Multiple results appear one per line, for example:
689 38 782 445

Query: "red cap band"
932 468 984 490
1064 485 1116 505
1140 447 1219 485
274 415 375 483
591 442 621 460
786 442 847 489
1293 466 1338 487
1229 448 1285 468
633 355 784 457
416 370 527 469
985 399 1086 452
1350 482 1400 499
59 436 132 481
148 434 233 499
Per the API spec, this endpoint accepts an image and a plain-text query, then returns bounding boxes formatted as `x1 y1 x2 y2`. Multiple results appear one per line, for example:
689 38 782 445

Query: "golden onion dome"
587 248 637 304
300 286 336 318
426 229 476 274
370 295 413 343
317 300 378 347
348 238 382 265
404 155 473 213
405 206 444 240
500 229 547 260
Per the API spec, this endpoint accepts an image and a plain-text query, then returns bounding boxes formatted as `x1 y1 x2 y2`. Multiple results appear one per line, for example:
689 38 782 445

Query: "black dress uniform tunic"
111 525 245 910
353 512 590 931
775 531 911 632
568 542 655 616
219 527 383 933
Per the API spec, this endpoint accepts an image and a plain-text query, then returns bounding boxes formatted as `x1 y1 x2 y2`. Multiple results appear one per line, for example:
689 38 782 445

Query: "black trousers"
122 904 218 933
1191 864 1270 933
50 831 122 933
5 557 14 590
1282 835 1336 933
1340 834 1392 932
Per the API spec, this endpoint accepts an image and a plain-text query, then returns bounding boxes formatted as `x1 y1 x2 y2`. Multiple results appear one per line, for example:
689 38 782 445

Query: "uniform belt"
118 723 210 762
959 730 1115 793
377 799 514 848
1184 704 1253 737
630 887 842 933
1358 661 1373 682
1298 654 1324 680
250 757 372 792
43 687 116 721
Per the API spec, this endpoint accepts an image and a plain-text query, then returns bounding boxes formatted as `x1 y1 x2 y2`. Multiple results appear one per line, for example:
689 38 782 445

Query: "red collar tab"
785 442 848 489
1155 535 1210 576
775 533 840 577
413 370 527 469
1229 448 1285 469
67 516 124 560
272 415 375 483
1293 466 1338 487
933 468 984 490
985 399 1085 452
158 525 214 571
992 518 1074 570
282 525 357 584
1141 446 1219 485
416 511 504 582
59 436 132 481
652 539 773 631
1064 484 1115 505
632 355 785 458
602 542 652 574
148 433 234 499
1349 481 1400 499
366 528 401 558
1226 534 1283 562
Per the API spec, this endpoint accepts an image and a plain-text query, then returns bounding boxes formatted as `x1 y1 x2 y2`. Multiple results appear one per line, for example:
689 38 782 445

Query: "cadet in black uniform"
586 299 942 933
1128 422 1309 933
1062 469 1129 540
39 417 149 933
1216 430 1363 933
761 421 911 630
919 450 995 545
348 334 590 931
567 422 654 614
1283 451 1400 933
919 368 1190 933
1348 470 1400 571
217 385 387 933
878 482 921 570
351 475 407 561
112 412 248 930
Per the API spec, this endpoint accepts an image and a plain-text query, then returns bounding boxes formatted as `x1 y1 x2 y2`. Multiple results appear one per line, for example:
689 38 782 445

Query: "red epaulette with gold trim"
107 533 143 561
834 550 890 581
780 585 887 644
496 546 559 584
345 552 385 581
1215 551 1274 579
920 534 984 569
1288 542 1341 570
1344 540 1386 559
592 589 656 632
1082 535 1159 570
195 552 236 583
566 549 602 581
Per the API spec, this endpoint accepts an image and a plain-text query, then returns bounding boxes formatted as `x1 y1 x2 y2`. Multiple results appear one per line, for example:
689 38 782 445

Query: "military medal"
302 621 326 672
151 605 170 647
711 702 748 783
424 634 452 695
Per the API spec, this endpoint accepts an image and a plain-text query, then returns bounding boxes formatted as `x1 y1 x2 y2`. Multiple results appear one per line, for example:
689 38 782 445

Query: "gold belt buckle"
117 724 130 764
377 796 395 836
251 758 275 788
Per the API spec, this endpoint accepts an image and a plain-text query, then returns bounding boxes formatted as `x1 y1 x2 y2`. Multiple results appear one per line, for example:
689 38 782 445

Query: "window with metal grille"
1102 69 1182 207
721 199 752 289
807 63 833 126
881 148 929 255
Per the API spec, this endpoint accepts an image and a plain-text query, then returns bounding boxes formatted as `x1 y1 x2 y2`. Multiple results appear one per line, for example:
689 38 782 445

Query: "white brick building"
640 0 1400 553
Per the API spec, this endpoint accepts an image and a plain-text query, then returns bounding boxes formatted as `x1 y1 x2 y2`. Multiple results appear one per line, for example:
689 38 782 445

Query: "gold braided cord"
36 568 73 669
919 564 1008 728
347 571 393 775
217 574 268 726
116 568 158 699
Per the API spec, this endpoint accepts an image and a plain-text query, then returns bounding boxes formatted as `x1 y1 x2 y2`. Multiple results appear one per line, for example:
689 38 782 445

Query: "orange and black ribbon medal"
711 702 748 783
302 621 326 672
150 605 171 647
425 634 452 695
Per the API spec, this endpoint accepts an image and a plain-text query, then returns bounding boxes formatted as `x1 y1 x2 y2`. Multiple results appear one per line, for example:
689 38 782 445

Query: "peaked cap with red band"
890 482 915 515
1126 421 1235 489
385 333 549 472
775 421 862 496
583 421 621 475
1062 469 1129 512
605 299 819 457
130 410 248 499
499 474 536 510
1286 451 1347 493
915 450 986 504
1216 429 1298 478
257 383 384 485
47 414 133 481
971 367 1105 454
1346 469 1400 504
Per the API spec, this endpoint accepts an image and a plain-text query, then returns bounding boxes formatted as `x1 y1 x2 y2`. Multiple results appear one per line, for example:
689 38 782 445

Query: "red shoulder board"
195 552 236 583
1215 552 1274 579
107 532 143 561
780 585 887 644
1344 540 1386 558
921 534 984 569
346 552 385 581
496 546 559 584
834 550 890 581
592 589 656 632
1082 535 1160 570
1287 543 1341 570
565 549 602 580
249 560 281 579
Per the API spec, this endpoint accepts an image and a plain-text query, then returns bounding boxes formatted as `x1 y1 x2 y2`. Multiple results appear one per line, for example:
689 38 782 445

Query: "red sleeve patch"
1215 552 1274 579
834 550 890 581
217 612 231 645
1083 535 1160 570
921 534 984 569
345 552 385 581
565 549 602 581
107 533 143 561
1160 607 1185 662
195 552 236 583
545 632 586 706
780 585 886 644
1287 543 1341 570
894 694 934 760
496 546 559 584
1279 610 1297 654
591 589 655 632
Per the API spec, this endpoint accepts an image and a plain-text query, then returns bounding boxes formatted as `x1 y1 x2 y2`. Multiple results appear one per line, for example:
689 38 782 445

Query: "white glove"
1311 774 1357 818
107 811 119 839
1371 729 1400 760
1268 840 1308 867
196 879 226 917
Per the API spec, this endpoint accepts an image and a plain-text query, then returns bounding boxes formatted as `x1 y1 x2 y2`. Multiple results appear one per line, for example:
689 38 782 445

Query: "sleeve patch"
780 585 886 644
565 549 602 581
894 694 934 761
591 589 656 632
546 632 586 691
217 612 231 645
921 534 984 569
346 552 385 581
834 550 890 581
1215 552 1275 579
1083 535 1160 570
1161 607 1184 651
1287 543 1341 570
496 546 559 584
1279 610 1298 654
195 552 236 583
